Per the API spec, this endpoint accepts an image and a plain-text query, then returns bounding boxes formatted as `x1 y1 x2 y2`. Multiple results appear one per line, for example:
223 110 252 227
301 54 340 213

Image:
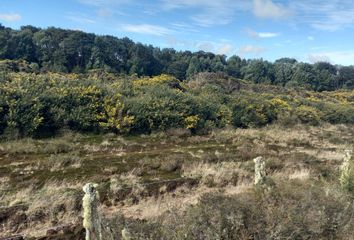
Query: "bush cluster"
0 72 353 138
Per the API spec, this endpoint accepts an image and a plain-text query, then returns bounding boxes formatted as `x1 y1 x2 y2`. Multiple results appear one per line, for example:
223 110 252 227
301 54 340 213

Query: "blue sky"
1 0 354 65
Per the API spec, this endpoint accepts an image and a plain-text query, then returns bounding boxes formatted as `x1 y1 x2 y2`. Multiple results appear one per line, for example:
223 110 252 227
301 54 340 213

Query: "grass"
0 124 353 239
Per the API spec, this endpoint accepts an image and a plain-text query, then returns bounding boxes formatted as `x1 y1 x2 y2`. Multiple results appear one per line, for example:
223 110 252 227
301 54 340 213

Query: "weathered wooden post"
253 156 266 185
82 183 102 240
340 150 352 189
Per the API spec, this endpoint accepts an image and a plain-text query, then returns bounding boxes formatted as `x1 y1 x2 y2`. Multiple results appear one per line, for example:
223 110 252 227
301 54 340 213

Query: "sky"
1 0 354 65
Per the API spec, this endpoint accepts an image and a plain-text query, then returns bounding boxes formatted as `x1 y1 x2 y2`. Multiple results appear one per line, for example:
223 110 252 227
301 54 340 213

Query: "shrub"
294 105 321 125
232 97 277 128
98 93 135 133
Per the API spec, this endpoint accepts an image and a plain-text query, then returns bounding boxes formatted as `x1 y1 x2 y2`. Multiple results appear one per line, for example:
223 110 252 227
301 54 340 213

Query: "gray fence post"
83 183 102 240
340 150 352 189
254 156 266 185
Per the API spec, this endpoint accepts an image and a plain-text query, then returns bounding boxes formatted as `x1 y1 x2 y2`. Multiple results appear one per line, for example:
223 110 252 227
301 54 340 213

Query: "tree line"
0 24 353 91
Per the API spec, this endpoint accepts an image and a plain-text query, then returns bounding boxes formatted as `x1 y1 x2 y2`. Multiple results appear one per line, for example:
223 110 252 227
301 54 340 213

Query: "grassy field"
0 124 353 239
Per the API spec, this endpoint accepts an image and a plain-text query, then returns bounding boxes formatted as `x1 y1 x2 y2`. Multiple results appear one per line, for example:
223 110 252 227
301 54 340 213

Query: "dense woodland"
1 24 353 91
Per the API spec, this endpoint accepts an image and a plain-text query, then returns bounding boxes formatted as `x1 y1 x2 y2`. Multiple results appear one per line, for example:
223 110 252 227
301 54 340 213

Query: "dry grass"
46 153 82 172
182 161 251 187
1 124 353 238
0 137 75 155
1 181 83 238
288 169 311 180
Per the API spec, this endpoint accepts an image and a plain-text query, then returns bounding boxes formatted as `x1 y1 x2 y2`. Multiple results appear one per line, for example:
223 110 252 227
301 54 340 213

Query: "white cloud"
194 40 235 55
66 15 96 24
308 51 354 65
78 0 130 6
253 0 291 19
246 28 280 38
308 54 331 64
239 45 265 55
258 32 279 38
170 22 199 33
121 24 173 36
217 43 234 55
307 36 314 41
311 10 354 31
165 36 192 48
289 1 354 31
196 42 215 52
0 13 21 22
161 0 250 27
76 0 354 32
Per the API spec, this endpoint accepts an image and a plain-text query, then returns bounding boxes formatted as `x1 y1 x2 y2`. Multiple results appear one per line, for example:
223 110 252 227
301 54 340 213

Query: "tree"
186 56 202 79
288 63 316 89
226 55 244 78
274 60 295 86
337 66 354 89
242 59 275 84
314 62 337 91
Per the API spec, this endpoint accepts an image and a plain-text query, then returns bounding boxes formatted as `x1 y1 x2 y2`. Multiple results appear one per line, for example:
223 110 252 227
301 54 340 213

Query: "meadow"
0 123 353 239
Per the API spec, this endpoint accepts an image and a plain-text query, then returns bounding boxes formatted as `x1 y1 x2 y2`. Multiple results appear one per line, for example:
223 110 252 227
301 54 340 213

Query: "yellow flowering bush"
99 94 135 133
133 74 177 87
184 115 200 129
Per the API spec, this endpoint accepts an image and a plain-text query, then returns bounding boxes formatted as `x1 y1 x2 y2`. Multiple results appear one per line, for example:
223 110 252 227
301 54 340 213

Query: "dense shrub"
0 72 353 137
232 97 278 128
294 105 321 125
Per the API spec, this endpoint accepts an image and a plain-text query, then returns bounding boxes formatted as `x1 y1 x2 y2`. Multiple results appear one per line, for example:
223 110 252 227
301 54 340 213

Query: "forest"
1 24 353 91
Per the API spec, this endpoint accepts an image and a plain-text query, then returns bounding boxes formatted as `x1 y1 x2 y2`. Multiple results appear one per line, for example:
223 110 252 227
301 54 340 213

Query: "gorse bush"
0 72 353 137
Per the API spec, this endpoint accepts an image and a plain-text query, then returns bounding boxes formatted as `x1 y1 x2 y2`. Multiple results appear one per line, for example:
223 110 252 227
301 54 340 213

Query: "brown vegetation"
0 124 353 239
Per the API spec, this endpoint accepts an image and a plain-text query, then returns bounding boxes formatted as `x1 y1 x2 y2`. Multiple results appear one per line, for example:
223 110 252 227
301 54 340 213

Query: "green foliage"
99 93 135 133
126 85 195 132
242 59 275 84
294 105 321 125
232 97 279 128
0 73 104 137
1 25 353 91
0 71 353 137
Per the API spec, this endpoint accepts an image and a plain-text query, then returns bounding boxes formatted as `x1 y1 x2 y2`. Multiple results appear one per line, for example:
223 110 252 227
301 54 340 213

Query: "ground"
0 124 353 239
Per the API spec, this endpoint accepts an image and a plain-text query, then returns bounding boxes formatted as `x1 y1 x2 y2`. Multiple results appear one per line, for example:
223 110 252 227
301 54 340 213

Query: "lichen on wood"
254 156 266 185
82 183 102 240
